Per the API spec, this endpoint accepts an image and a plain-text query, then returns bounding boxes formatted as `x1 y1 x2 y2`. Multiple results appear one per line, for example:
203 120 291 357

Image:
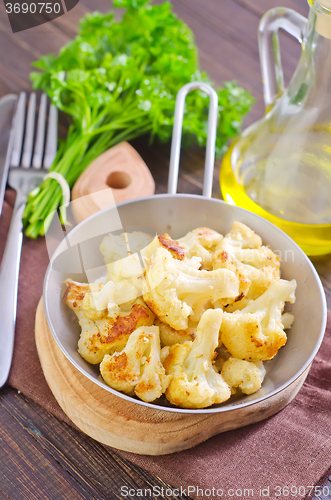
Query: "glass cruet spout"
220 0 331 256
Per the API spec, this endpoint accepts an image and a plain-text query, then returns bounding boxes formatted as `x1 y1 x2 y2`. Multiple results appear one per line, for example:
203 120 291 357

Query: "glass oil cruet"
220 0 331 255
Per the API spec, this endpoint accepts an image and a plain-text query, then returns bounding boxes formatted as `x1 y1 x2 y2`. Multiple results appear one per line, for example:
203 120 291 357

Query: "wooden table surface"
0 1 331 499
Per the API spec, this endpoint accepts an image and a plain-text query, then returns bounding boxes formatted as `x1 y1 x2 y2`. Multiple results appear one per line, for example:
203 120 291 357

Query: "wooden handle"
71 142 155 223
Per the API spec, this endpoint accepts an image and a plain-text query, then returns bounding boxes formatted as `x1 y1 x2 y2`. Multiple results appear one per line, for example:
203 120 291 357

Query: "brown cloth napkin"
2 188 331 500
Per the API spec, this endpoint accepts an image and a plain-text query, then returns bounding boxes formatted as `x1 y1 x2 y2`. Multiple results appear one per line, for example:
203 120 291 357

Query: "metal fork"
0 92 58 388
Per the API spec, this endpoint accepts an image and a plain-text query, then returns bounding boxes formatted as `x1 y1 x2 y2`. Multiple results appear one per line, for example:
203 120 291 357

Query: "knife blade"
0 94 18 217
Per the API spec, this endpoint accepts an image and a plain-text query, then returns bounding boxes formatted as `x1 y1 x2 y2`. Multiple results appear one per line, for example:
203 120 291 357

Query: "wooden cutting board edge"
35 298 309 456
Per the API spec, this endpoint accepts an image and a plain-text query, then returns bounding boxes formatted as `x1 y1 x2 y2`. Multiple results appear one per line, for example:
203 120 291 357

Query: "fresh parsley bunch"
23 0 254 237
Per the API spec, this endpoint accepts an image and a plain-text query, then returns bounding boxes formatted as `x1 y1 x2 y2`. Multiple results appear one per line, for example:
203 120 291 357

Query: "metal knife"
0 94 18 217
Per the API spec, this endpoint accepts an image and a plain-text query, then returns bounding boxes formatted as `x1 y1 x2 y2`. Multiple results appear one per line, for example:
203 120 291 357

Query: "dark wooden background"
0 0 330 499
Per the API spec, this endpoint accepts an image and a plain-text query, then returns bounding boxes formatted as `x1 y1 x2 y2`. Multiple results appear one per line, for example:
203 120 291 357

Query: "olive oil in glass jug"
220 0 331 255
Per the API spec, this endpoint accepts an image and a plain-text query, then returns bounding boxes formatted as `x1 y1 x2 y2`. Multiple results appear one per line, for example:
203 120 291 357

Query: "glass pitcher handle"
258 8 307 108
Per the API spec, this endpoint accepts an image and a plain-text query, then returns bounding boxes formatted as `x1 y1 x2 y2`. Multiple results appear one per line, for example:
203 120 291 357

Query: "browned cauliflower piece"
100 325 171 402
213 221 280 310
162 309 231 408
154 318 196 346
224 221 262 248
65 280 154 364
102 234 186 303
142 247 239 330
156 233 186 260
221 358 266 395
141 233 204 270
178 227 223 270
220 279 296 361
65 280 103 312
81 279 140 320
105 252 146 300
213 250 251 307
101 231 154 298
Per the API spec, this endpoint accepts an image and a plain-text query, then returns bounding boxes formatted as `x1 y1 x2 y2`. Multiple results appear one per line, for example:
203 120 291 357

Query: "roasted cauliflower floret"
143 247 239 330
192 227 224 248
162 309 231 408
220 279 296 361
101 231 154 296
100 325 171 402
106 252 146 297
221 358 266 395
77 299 154 364
103 233 186 302
65 280 103 311
281 312 295 329
82 279 140 319
155 318 196 346
100 231 153 264
226 221 262 248
157 234 185 260
141 233 203 271
65 279 155 364
179 227 223 270
213 222 280 309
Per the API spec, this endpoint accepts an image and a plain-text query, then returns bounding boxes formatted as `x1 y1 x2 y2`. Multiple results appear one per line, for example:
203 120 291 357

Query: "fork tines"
10 92 58 169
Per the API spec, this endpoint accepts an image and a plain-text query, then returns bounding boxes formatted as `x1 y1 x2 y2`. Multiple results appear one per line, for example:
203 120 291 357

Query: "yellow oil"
220 144 331 256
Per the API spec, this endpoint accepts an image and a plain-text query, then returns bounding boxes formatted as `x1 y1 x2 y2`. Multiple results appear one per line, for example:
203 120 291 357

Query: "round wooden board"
35 298 309 456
